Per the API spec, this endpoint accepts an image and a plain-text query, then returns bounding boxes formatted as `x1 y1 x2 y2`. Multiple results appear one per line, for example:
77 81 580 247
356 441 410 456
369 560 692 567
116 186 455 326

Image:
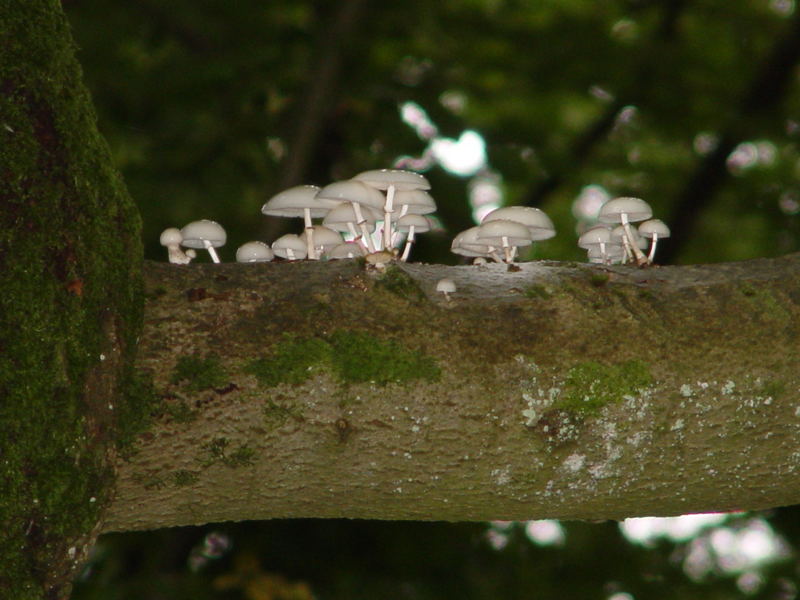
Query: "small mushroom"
322 202 380 251
451 227 503 263
236 241 274 263
180 220 226 263
159 227 194 264
436 278 456 300
271 234 307 261
325 242 366 260
395 214 431 262
598 197 652 266
316 180 385 253
476 219 533 263
301 225 345 258
578 225 614 264
637 219 671 264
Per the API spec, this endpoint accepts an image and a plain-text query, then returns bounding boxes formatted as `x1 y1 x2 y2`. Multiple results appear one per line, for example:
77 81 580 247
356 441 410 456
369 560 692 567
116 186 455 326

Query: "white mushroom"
159 227 194 264
261 185 336 260
598 197 652 266
476 219 533 263
236 241 274 263
271 234 307 261
180 220 226 263
301 225 345 258
482 206 556 241
352 169 431 251
325 242 366 260
322 203 381 251
316 181 386 253
450 227 503 263
578 225 614 264
395 214 431 262
637 219 671 264
436 278 456 301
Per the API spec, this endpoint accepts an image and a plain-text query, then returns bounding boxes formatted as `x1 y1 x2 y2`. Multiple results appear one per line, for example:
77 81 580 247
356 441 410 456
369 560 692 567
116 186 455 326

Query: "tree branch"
105 255 800 532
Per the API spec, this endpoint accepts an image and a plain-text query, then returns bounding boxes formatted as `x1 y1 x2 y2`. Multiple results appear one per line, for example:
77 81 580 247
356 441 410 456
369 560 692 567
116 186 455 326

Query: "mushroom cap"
393 189 437 214
482 206 555 240
271 234 308 259
325 242 366 259
262 185 336 219
322 203 380 231
302 225 344 252
180 220 227 248
236 241 274 262
436 278 457 293
451 227 495 257
395 213 431 233
316 180 386 210
577 225 612 249
598 197 653 223
638 218 671 239
588 244 625 263
352 169 431 191
160 227 183 246
477 219 533 247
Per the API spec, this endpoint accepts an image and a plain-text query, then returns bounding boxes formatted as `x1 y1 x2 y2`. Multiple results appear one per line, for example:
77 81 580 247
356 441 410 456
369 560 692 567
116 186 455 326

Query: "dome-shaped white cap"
180 220 227 248
352 169 430 191
599 197 652 224
236 241 274 262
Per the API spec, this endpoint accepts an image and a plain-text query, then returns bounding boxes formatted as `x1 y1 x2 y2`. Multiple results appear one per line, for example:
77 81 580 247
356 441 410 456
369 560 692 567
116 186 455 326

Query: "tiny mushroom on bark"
637 218 671 264
236 241 274 263
598 197 652 266
180 220 226 263
322 202 380 252
271 234 307 261
578 225 614 264
451 226 503 263
436 278 457 300
352 169 431 251
160 227 194 264
261 184 336 260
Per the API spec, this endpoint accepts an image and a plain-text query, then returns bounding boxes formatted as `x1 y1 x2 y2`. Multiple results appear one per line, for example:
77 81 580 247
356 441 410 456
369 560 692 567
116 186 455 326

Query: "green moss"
247 331 440 387
553 360 652 417
246 335 331 387
328 330 440 385
760 379 786 399
262 399 304 429
740 283 758 297
198 438 255 468
162 399 198 424
524 284 552 299
589 272 610 287
171 354 228 392
374 265 425 302
172 470 200 487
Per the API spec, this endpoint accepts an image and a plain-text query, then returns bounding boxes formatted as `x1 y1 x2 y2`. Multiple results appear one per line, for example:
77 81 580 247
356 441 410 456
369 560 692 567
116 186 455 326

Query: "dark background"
63 1 800 597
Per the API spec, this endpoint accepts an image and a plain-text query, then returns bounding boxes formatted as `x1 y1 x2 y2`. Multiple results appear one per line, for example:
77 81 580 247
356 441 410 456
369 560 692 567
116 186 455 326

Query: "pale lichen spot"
721 380 736 395
492 466 512 486
680 384 693 398
563 453 585 473
671 419 685 431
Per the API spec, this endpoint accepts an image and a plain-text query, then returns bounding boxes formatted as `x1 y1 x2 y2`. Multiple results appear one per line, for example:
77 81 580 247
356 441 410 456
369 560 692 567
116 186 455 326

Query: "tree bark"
105 255 800 531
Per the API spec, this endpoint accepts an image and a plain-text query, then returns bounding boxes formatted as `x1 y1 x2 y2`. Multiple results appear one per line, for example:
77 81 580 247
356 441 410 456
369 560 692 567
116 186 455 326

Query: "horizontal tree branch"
105 255 800 532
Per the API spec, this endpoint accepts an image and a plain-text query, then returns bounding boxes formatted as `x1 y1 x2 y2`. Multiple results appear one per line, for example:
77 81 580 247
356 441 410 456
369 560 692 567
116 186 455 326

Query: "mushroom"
352 169 431 251
578 225 613 264
301 225 345 258
637 219 671 264
271 234 307 261
476 219 533 263
436 278 456 301
180 220 226 263
322 203 380 252
611 224 647 264
451 227 503 263
325 242 366 260
236 241 274 263
598 197 652 266
316 180 386 253
261 185 336 260
395 214 431 262
159 227 195 264
482 206 556 242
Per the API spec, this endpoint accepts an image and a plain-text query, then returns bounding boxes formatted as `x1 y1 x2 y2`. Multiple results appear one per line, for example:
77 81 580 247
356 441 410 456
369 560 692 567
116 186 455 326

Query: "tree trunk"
0 2 143 598
105 256 800 531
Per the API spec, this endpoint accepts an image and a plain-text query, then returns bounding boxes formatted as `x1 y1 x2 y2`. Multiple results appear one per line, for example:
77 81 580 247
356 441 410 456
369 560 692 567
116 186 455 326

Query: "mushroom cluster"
159 169 437 265
450 206 555 263
579 197 670 266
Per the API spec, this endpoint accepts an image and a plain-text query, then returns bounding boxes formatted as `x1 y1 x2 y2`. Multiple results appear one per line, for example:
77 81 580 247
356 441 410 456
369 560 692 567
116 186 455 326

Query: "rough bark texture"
106 255 800 532
0 2 144 598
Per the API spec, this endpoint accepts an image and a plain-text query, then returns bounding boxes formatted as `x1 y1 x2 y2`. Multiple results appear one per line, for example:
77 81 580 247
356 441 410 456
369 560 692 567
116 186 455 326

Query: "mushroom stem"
647 233 659 263
501 236 512 263
400 226 416 262
203 240 221 263
286 247 296 261
487 247 504 263
600 241 608 265
167 245 193 265
350 202 376 253
303 208 316 260
621 213 648 266
383 184 396 251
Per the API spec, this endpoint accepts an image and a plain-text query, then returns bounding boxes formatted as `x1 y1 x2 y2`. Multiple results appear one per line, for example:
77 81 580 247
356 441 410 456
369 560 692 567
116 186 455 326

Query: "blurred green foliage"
62 0 800 598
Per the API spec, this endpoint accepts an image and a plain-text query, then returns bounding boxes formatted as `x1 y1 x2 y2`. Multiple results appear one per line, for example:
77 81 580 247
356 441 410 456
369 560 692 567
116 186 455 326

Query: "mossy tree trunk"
0 2 145 599
106 257 800 531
